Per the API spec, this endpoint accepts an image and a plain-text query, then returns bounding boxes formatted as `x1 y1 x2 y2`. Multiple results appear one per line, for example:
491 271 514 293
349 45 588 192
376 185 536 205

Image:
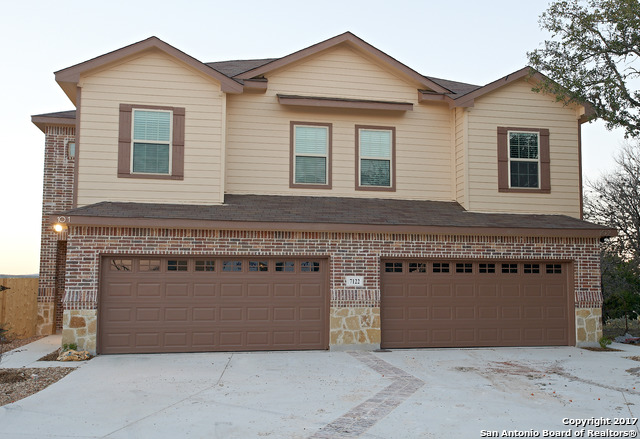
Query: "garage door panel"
274 284 296 297
193 283 216 297
100 257 327 354
166 284 189 297
381 260 570 348
107 283 134 297
106 308 133 322
165 308 189 321
136 308 161 321
137 283 163 297
164 332 188 347
192 332 216 347
220 307 243 321
501 307 521 319
193 308 216 321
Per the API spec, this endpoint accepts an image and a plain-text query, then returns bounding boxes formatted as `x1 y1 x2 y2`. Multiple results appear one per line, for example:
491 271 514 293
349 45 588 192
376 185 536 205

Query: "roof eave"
31 113 76 133
48 213 617 239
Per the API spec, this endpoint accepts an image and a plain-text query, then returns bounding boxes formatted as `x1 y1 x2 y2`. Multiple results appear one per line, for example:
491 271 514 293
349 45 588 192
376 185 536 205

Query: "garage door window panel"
110 259 132 271
301 261 320 272
249 261 269 272
139 259 161 272
168 260 188 271
223 261 242 272
195 260 215 272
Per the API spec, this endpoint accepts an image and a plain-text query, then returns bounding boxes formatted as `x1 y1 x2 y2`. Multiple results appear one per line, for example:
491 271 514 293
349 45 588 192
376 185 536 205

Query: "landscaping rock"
57 349 90 361
614 333 640 344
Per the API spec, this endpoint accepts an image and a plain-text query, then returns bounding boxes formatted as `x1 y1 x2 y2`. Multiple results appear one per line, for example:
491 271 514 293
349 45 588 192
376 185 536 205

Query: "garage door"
381 260 572 348
99 257 328 354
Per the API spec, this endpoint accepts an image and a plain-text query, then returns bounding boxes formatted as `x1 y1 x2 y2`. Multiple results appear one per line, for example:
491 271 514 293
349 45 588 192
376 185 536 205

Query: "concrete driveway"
1 342 640 439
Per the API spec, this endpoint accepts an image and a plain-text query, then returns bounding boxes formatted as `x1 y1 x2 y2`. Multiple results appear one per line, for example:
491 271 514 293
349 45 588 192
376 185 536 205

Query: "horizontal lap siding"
466 79 581 217
77 51 224 206
226 45 453 200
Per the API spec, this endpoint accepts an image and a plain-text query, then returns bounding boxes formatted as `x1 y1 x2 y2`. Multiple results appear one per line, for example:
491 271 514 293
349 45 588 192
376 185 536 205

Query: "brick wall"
63 227 603 310
37 126 75 334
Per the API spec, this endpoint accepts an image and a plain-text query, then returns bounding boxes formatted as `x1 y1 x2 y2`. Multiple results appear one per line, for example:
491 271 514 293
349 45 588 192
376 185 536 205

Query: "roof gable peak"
235 32 450 94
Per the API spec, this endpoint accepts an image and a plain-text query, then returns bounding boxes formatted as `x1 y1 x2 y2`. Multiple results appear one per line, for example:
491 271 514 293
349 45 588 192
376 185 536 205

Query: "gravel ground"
0 336 76 407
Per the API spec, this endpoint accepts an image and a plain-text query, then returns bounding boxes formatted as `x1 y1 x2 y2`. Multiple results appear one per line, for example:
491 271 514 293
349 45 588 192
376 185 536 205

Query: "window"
356 126 395 191
139 259 161 271
290 122 331 188
301 261 320 272
66 141 76 159
110 259 132 271
195 260 215 272
546 264 562 274
497 127 550 193
524 263 540 274
249 261 268 272
132 109 171 174
275 261 295 272
479 263 496 273
168 260 188 271
409 262 427 273
118 104 185 180
502 263 518 274
385 262 403 273
456 263 473 273
222 261 242 272
433 263 450 273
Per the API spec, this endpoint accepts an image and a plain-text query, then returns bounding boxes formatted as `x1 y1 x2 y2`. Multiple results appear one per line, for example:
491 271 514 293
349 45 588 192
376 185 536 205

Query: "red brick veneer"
63 227 603 311
38 126 75 331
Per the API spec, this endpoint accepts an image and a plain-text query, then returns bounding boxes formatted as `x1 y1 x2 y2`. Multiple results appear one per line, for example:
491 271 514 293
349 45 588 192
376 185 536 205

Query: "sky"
0 0 627 275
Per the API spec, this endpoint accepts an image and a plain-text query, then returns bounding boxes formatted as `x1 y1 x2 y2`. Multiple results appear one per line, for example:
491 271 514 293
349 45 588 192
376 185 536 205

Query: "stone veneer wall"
575 307 603 345
61 227 603 354
37 125 75 335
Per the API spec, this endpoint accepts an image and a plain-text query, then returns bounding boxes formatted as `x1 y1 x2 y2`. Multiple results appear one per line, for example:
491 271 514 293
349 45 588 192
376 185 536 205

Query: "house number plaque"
345 276 364 287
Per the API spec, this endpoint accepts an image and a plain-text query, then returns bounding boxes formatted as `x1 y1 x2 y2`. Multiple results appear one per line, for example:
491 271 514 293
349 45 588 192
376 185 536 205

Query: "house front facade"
33 33 615 354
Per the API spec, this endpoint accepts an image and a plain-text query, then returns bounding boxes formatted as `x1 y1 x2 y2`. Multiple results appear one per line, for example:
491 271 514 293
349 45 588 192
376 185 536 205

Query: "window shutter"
497 127 508 191
118 104 133 176
539 129 550 191
172 107 185 179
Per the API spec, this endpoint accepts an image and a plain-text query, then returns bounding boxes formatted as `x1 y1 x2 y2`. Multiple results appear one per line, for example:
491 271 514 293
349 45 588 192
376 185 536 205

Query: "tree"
583 141 640 260
600 252 640 330
528 0 640 137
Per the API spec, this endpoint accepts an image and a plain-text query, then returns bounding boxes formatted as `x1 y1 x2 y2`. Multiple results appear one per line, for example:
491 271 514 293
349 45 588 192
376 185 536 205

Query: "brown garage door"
99 257 328 354
381 260 572 348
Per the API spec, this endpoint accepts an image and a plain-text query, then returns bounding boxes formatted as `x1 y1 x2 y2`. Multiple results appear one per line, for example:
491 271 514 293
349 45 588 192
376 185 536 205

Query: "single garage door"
381 260 572 348
99 256 328 354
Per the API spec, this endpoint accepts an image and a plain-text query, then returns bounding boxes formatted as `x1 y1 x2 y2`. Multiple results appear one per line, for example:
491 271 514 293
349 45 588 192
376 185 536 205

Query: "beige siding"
454 107 468 208
77 50 225 206
466 79 582 217
226 45 453 200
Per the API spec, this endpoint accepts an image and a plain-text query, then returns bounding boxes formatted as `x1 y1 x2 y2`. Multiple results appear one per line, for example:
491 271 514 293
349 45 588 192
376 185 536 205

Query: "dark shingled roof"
58 195 613 236
32 110 77 119
425 76 481 98
206 59 277 78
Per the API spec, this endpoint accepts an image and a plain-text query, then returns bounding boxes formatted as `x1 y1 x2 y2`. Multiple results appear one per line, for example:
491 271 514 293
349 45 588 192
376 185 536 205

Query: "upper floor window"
508 131 539 188
356 126 395 191
290 122 331 188
497 127 550 193
132 109 172 175
118 104 185 180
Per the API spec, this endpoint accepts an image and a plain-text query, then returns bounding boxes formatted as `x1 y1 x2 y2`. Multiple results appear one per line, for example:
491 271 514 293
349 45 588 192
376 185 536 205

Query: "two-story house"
32 32 615 355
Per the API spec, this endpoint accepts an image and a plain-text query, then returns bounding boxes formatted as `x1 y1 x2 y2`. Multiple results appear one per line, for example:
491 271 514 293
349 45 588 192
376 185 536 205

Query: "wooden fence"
0 278 38 339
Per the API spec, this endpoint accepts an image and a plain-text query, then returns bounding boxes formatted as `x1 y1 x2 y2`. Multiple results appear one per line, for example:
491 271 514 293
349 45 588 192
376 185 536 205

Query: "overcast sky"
0 0 627 275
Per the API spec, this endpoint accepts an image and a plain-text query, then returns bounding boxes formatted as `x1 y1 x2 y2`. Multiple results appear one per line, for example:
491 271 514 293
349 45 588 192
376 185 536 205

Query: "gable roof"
233 32 452 94
55 36 244 103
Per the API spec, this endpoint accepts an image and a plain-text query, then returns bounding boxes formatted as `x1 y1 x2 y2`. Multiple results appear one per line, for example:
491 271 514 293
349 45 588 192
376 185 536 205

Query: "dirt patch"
0 367 75 407
581 347 622 352
38 350 61 361
626 356 640 362
626 367 640 377
0 336 45 353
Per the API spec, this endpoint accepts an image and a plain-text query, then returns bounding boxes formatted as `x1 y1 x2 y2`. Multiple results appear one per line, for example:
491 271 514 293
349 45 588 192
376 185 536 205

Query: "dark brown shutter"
497 127 508 191
539 129 551 192
172 107 185 180
118 104 133 177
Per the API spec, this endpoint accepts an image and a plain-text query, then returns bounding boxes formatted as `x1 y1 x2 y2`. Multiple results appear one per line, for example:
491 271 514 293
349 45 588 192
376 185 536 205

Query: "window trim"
289 121 332 189
118 103 185 180
355 125 396 192
497 127 550 193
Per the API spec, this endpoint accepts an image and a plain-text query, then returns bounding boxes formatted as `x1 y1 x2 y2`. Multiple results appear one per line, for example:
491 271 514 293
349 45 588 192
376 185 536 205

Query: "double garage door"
99 256 571 353
381 260 572 348
99 256 328 354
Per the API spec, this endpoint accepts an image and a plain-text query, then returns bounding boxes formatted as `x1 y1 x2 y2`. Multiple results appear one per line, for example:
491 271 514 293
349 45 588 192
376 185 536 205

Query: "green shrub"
62 343 78 352
599 336 613 349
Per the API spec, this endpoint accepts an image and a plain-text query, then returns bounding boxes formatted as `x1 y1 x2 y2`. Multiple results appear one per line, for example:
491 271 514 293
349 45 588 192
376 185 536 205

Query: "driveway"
1 343 640 438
